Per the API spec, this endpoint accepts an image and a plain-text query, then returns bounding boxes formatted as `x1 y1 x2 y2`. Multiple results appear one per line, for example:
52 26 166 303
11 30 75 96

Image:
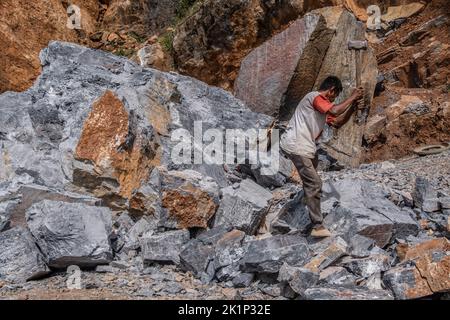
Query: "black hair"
319 76 343 95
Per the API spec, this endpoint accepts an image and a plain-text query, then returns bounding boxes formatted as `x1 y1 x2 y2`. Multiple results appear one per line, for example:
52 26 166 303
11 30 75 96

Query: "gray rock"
278 263 319 296
324 179 419 247
26 200 113 268
214 179 273 235
383 265 433 300
362 272 384 291
0 227 50 283
179 239 215 280
422 198 441 213
349 234 376 258
196 226 233 245
319 267 357 286
440 197 450 210
250 154 293 189
140 230 190 265
277 263 300 283
303 286 394 300
122 217 155 252
289 269 319 297
260 184 311 235
239 235 311 274
273 194 311 235
110 261 129 270
114 213 135 231
95 265 117 273
304 237 348 272
260 283 283 297
341 254 391 278
0 184 100 229
163 281 184 295
213 230 248 282
413 177 438 209
214 230 246 269
232 273 255 288
0 214 10 232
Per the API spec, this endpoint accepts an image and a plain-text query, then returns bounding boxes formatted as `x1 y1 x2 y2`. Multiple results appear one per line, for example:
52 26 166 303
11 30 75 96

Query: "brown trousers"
285 152 323 226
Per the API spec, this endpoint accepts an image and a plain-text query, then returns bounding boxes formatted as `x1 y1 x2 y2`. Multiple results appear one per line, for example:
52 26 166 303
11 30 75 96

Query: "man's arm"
328 88 363 116
328 103 357 128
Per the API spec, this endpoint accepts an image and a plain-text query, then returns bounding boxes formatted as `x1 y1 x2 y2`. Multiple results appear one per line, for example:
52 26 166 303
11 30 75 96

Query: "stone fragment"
159 170 220 229
304 237 348 273
240 235 311 274
324 178 419 247
341 254 391 278
0 227 50 283
214 179 272 235
319 267 356 287
26 200 113 268
303 286 394 300
140 230 190 265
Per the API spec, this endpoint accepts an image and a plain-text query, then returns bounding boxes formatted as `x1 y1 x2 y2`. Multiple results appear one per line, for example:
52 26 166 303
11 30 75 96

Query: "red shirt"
313 94 336 125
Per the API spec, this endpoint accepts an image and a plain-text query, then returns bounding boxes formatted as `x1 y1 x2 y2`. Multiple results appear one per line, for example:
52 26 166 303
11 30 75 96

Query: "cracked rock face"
235 12 333 118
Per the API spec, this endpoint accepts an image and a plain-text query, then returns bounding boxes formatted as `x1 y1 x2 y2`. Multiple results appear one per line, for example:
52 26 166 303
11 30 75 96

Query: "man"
280 76 364 238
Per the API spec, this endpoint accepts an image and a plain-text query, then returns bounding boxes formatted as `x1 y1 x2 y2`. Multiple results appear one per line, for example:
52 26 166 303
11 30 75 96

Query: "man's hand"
329 87 364 117
351 87 364 101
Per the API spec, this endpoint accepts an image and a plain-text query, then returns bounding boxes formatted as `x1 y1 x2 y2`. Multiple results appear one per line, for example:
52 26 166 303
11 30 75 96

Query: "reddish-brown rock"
160 170 220 229
75 90 156 201
0 0 99 93
385 238 450 299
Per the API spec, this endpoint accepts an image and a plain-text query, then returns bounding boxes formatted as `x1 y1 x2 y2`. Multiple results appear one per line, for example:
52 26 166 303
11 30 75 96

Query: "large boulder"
25 200 113 268
0 41 272 219
0 227 50 283
234 12 333 117
304 237 348 273
323 178 419 247
179 226 235 282
278 263 319 297
340 254 391 278
234 6 378 167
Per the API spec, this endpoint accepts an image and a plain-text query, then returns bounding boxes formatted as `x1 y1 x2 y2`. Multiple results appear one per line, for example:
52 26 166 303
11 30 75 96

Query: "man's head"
319 76 343 102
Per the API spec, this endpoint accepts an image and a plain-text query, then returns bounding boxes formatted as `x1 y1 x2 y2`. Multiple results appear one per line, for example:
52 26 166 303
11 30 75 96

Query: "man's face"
327 88 338 102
